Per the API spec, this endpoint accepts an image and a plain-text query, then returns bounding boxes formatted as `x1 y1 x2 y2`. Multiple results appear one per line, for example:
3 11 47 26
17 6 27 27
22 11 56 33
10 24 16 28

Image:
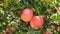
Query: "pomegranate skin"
43 30 48 34
6 28 13 33
3 28 14 34
30 16 44 29
43 29 52 34
21 8 33 22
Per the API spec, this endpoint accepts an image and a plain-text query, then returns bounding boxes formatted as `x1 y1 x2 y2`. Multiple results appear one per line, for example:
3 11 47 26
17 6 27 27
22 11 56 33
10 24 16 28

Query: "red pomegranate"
43 29 48 34
3 28 14 34
43 29 52 34
6 28 13 33
21 8 33 22
30 16 44 29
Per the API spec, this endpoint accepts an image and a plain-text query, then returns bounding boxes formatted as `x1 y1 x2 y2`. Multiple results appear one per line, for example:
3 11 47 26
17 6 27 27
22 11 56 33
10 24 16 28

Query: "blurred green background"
0 0 60 34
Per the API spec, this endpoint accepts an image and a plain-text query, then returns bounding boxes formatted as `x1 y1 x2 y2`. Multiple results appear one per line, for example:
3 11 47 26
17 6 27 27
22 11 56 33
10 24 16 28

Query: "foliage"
0 0 60 34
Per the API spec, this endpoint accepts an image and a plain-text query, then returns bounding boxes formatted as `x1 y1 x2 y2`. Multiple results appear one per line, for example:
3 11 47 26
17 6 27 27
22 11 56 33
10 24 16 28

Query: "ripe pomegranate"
50 23 57 30
43 29 52 34
3 28 14 34
21 8 33 22
30 16 44 29
43 29 48 34
6 28 13 33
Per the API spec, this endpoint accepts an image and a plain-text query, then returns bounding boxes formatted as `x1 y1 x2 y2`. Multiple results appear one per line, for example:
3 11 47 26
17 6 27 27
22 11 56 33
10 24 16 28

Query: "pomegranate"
30 16 44 29
21 8 33 22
